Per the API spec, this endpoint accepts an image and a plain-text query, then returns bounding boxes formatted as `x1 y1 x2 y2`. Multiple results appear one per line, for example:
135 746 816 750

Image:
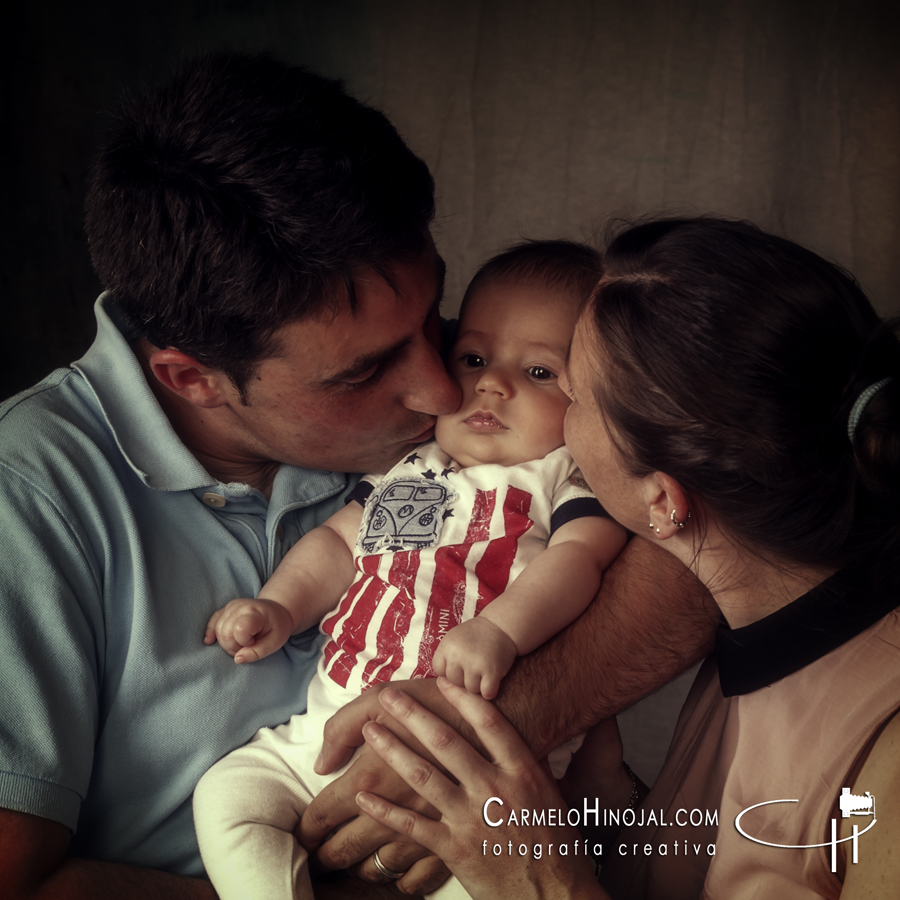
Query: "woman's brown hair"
587 217 900 583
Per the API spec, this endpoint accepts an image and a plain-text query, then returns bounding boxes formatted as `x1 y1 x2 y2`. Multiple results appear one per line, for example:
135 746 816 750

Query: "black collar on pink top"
716 564 899 697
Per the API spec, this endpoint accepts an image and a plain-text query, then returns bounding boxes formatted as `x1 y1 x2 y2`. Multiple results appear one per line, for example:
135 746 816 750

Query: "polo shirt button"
202 493 226 508
275 524 284 540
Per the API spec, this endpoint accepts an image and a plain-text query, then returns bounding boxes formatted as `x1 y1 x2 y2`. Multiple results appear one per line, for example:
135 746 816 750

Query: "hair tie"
847 378 893 441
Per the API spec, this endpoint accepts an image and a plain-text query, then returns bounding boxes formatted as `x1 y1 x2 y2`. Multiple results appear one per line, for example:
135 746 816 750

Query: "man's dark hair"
462 239 603 316
84 53 435 395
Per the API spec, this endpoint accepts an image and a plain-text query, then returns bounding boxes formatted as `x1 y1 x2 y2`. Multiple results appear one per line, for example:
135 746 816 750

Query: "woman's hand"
354 678 606 900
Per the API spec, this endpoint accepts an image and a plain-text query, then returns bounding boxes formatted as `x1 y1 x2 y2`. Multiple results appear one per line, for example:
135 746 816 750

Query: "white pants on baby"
193 674 581 900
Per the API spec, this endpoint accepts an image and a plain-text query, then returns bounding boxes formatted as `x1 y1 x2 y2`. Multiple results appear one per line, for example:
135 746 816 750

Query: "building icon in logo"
839 788 875 818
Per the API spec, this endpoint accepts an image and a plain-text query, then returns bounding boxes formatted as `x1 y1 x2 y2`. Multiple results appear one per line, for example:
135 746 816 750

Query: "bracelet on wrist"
589 760 641 880
623 761 640 812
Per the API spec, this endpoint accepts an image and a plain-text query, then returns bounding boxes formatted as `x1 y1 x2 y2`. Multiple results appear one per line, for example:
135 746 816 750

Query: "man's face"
222 243 461 474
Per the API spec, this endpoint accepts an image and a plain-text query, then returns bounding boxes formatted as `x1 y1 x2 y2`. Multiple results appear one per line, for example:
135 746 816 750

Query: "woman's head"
567 217 900 575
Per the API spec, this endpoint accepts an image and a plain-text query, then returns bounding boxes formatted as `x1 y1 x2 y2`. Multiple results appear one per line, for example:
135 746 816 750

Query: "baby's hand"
432 617 517 700
204 598 294 664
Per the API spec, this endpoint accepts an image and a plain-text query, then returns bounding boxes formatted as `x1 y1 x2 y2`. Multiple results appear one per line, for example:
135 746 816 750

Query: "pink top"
600 567 900 899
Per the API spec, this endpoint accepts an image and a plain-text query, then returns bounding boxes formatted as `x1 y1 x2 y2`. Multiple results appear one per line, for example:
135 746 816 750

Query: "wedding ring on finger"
372 849 406 880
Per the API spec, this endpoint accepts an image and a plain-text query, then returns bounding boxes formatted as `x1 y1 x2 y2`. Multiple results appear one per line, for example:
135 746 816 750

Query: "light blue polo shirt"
0 295 357 875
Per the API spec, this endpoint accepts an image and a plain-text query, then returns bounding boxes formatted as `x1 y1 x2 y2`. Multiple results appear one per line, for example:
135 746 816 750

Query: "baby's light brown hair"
460 239 603 320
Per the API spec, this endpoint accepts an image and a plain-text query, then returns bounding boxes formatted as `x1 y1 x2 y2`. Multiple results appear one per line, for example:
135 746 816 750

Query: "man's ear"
148 349 232 409
642 471 693 539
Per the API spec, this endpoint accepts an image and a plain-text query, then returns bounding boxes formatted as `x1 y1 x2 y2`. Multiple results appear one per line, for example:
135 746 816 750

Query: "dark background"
4 0 899 402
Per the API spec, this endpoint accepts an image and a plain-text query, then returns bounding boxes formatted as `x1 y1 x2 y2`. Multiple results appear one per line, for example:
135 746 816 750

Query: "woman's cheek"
563 402 582 452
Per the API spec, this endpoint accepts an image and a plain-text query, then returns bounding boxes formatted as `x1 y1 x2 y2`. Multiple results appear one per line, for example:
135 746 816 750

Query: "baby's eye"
527 366 556 381
462 354 486 368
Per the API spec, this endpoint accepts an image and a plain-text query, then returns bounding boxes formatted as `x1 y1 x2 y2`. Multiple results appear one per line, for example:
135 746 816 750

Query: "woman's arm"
839 711 900 898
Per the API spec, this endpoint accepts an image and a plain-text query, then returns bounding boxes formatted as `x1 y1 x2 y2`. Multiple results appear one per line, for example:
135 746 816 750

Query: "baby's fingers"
234 629 284 664
442 660 466 691
464 669 484 696
480 671 500 701
231 611 264 647
203 609 223 645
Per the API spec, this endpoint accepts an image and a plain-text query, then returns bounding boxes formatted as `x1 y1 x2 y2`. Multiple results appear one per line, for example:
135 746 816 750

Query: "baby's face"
435 279 577 468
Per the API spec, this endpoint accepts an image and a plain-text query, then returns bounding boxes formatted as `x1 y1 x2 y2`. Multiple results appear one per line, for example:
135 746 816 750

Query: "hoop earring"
670 510 691 529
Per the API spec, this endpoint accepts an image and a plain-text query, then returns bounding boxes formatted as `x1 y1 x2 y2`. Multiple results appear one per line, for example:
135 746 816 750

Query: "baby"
194 241 627 900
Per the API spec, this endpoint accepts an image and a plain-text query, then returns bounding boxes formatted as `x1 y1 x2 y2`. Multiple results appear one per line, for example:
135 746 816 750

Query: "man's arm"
302 537 717 872
434 516 627 698
0 810 217 900
495 535 717 756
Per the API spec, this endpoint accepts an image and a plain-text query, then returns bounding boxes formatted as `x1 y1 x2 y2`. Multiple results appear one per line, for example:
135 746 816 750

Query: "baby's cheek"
434 416 453 450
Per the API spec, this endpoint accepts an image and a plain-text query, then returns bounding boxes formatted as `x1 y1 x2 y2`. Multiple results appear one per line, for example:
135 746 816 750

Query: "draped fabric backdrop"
4 0 899 400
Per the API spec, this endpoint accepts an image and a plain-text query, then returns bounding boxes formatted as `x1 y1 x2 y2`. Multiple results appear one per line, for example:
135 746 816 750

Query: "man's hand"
433 618 517 700
300 679 463 895
203 597 294 664
302 751 452 895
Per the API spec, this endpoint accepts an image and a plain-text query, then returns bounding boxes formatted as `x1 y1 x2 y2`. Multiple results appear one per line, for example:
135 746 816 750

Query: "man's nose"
403 342 461 415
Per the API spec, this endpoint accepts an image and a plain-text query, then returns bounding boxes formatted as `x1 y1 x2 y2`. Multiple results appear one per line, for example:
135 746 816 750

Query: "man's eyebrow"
322 254 445 385
322 340 410 384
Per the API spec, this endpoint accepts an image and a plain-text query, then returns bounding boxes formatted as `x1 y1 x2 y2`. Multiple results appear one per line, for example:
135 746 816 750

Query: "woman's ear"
148 348 232 409
642 472 692 540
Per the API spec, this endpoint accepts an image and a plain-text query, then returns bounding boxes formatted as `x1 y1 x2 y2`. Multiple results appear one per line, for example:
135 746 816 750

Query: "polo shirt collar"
716 564 899 697
71 294 346 502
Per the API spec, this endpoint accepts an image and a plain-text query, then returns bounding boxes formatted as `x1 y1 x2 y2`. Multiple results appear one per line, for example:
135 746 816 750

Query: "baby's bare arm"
261 501 362 628
204 501 363 662
481 516 628 655
434 516 627 698
302 538 715 874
